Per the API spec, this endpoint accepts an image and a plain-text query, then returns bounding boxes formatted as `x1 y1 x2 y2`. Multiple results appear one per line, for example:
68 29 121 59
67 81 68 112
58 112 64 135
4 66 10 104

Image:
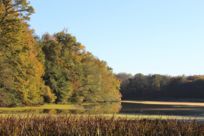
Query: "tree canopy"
41 32 121 103
0 1 121 106
0 0 56 106
119 73 204 101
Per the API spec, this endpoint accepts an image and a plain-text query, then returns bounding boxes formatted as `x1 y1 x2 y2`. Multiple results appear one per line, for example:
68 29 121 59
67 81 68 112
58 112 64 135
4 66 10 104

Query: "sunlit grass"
0 104 83 111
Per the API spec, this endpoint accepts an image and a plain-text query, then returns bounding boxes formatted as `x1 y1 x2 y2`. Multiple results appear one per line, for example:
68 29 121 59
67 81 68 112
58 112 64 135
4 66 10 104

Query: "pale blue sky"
30 0 204 76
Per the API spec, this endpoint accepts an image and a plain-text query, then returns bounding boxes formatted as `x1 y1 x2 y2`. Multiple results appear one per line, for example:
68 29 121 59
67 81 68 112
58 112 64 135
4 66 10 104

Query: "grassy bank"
0 104 82 111
0 115 203 136
2 100 204 111
0 102 122 115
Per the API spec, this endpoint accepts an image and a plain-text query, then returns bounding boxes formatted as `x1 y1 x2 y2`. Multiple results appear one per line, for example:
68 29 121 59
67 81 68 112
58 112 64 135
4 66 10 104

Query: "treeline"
117 73 204 101
0 0 121 107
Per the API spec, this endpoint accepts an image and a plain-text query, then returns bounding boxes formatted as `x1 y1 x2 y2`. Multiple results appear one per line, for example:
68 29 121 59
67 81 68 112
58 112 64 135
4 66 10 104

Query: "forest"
0 0 121 107
117 73 204 101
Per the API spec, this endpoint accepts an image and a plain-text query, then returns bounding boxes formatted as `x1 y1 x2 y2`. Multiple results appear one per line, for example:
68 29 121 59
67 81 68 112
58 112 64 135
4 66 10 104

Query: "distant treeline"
117 73 204 101
0 0 121 107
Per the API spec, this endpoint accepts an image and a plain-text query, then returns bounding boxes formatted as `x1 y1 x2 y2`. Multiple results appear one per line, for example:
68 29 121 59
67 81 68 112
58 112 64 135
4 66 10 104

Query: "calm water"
1 102 204 117
120 102 204 117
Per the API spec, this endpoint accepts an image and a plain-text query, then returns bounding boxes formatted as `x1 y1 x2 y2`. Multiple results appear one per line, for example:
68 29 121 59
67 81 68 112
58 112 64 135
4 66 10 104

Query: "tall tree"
0 0 55 106
42 32 121 103
42 32 84 103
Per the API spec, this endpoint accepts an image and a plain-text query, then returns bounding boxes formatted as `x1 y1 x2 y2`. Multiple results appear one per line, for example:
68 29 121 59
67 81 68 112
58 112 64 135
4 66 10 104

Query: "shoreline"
122 100 204 107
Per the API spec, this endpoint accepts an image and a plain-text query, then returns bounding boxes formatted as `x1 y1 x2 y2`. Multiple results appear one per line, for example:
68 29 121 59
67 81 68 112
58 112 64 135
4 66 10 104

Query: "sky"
30 0 204 76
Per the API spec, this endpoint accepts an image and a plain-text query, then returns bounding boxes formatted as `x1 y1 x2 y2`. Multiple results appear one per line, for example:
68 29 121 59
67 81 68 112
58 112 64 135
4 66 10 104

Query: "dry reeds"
0 115 203 136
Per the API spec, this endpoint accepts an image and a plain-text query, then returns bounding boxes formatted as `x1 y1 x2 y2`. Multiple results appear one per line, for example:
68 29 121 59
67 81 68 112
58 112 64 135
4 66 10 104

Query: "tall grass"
0 115 203 136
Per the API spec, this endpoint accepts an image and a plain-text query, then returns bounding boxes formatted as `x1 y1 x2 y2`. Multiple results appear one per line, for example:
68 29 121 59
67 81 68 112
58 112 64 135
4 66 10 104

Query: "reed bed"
0 115 203 136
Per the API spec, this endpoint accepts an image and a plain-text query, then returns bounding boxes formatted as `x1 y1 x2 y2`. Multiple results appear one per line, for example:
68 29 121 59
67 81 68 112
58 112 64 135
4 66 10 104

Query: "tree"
116 73 133 82
42 32 85 103
0 0 34 23
120 74 204 101
0 0 55 106
42 32 121 103
0 1 121 106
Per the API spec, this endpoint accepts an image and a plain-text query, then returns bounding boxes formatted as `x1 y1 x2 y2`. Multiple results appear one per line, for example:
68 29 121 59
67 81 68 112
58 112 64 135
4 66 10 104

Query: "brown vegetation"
0 115 203 136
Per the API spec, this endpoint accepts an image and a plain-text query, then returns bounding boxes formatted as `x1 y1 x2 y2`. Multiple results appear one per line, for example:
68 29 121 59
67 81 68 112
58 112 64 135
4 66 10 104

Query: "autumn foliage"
0 0 121 106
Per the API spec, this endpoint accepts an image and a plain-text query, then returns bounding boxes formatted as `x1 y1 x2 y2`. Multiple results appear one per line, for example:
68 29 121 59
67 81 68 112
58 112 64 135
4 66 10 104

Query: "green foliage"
42 32 121 103
0 0 55 106
42 33 80 103
0 0 34 23
0 88 21 107
120 74 204 100
0 1 121 106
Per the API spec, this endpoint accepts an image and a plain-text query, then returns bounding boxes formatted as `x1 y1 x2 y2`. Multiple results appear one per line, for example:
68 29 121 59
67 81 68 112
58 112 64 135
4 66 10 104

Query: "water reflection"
2 102 204 117
120 102 204 117
0 102 121 114
83 102 121 114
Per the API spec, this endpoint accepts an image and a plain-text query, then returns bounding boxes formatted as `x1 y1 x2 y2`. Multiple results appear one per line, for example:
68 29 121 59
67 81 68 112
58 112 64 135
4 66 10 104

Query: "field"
0 115 204 136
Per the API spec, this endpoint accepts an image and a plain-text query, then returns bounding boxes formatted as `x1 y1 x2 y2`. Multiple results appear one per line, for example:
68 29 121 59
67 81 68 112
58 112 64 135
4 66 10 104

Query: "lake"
1 101 204 118
121 102 204 117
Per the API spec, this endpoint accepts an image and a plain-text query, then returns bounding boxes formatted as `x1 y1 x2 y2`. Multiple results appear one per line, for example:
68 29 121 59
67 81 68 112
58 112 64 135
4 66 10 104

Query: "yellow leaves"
0 1 57 106
0 3 5 18
79 44 85 50
0 18 50 105
43 86 56 103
